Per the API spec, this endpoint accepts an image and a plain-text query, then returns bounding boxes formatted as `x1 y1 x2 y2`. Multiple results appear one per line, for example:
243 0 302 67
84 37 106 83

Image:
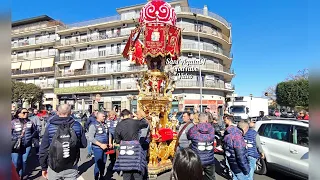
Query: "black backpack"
48 122 80 173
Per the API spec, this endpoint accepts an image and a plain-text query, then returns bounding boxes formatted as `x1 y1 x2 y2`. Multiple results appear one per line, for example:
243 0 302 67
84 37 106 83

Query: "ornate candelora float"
122 0 182 177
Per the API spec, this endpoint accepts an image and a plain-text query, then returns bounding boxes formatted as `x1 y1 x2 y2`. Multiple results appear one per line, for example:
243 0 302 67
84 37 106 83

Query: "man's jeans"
11 146 31 177
87 141 93 155
248 156 257 180
234 172 249 180
47 166 78 180
123 171 143 180
92 147 107 180
203 164 216 180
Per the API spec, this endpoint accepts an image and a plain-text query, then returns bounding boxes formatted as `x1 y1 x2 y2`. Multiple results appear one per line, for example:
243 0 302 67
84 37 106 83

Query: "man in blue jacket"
223 120 250 180
187 113 216 180
39 104 87 180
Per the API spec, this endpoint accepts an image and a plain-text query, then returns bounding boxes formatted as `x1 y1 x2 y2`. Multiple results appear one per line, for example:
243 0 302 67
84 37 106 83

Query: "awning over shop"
30 60 42 69
11 62 21 70
70 60 85 70
21 61 31 70
41 58 54 68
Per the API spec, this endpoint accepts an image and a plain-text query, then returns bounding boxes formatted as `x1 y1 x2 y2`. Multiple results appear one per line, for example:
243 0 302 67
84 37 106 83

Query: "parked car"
254 119 308 179
280 111 295 118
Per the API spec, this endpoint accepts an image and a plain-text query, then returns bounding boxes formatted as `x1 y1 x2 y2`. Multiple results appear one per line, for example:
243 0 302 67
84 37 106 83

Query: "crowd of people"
12 104 289 180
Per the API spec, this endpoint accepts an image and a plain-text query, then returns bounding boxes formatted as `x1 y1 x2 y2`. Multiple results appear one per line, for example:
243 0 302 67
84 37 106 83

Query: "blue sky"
12 0 317 97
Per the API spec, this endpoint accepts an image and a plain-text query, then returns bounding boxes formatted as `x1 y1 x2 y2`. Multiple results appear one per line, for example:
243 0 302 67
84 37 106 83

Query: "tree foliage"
276 79 309 108
12 81 44 106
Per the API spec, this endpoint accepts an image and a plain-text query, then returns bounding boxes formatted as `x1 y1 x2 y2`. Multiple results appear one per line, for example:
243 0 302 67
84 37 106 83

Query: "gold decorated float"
121 0 182 178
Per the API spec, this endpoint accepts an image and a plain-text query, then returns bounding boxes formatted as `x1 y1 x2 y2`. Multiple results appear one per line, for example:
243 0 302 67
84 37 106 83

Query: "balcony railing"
11 54 56 61
35 83 55 89
59 49 124 61
12 20 65 34
54 83 137 94
60 6 230 30
11 38 56 48
182 43 231 58
176 80 234 90
56 66 146 77
12 67 55 75
200 63 234 74
56 30 131 46
177 7 231 28
177 24 230 43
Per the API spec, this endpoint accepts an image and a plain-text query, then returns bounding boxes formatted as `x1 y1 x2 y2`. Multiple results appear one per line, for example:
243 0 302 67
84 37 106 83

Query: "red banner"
144 24 167 57
165 24 182 58
132 39 145 65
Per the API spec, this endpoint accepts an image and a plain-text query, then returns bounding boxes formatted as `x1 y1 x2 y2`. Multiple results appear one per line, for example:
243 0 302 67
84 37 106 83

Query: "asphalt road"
24 147 301 180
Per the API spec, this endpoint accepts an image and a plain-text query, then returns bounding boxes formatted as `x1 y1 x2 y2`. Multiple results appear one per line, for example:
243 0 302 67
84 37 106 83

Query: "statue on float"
121 0 182 178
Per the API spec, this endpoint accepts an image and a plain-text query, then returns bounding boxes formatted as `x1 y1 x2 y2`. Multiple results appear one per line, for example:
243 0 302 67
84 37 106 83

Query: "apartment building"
11 0 235 113
11 15 63 110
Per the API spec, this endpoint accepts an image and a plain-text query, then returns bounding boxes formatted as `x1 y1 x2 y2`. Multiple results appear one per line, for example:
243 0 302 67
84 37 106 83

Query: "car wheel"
255 158 267 175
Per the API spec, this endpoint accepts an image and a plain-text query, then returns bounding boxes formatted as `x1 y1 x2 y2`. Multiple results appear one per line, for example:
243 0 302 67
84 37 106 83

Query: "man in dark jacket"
85 110 98 158
187 113 216 180
39 104 87 180
223 120 250 180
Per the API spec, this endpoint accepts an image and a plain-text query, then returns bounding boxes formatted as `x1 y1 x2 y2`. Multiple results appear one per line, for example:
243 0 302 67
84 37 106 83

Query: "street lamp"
193 13 203 112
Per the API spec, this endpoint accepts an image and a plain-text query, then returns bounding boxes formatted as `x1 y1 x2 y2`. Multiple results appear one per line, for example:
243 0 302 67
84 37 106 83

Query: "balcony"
177 24 231 46
54 83 137 94
12 67 55 76
55 66 146 78
12 20 65 36
56 30 131 47
35 83 55 89
177 7 231 29
176 80 234 91
11 54 56 62
11 38 56 50
59 49 124 62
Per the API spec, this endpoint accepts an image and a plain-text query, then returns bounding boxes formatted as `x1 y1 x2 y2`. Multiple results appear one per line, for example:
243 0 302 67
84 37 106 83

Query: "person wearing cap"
205 107 214 123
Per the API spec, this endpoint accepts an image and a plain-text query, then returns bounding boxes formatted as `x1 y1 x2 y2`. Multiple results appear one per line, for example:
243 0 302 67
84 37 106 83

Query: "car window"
267 124 291 142
258 124 266 136
293 126 309 147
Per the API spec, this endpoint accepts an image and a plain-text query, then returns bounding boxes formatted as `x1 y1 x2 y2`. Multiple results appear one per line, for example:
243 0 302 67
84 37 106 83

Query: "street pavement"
24 147 301 180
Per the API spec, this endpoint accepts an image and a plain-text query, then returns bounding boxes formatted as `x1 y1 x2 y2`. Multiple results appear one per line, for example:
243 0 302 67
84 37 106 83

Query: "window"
111 44 114 53
293 126 308 147
261 123 291 142
98 62 106 73
111 28 114 35
111 61 114 70
117 77 121 89
80 48 87 59
79 80 86 86
64 66 70 73
98 46 106 57
64 81 71 87
48 47 55 56
117 44 121 54
35 49 42 58
97 78 106 86
25 51 29 57
117 60 121 71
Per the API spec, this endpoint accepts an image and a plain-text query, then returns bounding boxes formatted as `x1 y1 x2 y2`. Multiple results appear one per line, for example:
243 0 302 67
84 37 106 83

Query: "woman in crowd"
297 110 309 120
171 148 203 180
11 108 37 180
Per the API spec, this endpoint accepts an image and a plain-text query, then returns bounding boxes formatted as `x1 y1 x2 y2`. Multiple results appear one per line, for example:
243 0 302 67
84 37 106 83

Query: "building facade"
11 0 234 114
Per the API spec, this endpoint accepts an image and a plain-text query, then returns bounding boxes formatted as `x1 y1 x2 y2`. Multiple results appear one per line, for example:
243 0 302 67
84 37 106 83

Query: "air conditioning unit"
122 40 127 43
94 28 99 32
187 52 193 57
40 46 44 50
12 51 16 55
87 45 92 49
75 32 80 35
122 23 128 27
71 32 75 36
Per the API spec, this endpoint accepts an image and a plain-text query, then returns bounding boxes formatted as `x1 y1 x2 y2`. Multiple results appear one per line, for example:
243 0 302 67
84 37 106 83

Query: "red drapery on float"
165 24 181 59
122 27 145 65
144 23 168 57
